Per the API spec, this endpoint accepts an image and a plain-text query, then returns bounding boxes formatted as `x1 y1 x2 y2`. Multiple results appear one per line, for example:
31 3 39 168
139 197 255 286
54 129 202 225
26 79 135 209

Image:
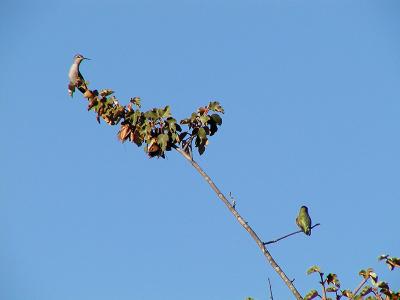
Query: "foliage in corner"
305 254 400 300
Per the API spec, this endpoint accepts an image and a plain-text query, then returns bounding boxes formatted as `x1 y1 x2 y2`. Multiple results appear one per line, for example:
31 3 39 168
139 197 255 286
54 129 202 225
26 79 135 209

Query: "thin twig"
183 135 195 152
264 223 321 245
351 277 368 299
268 278 274 300
173 145 303 300
319 273 327 300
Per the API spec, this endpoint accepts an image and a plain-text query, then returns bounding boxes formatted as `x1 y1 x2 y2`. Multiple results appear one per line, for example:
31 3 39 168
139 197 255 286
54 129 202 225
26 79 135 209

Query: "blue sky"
1 0 399 299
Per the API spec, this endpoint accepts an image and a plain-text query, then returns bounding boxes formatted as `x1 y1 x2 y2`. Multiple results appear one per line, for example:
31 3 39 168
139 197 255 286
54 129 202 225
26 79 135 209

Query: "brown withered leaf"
103 116 114 125
118 125 131 142
148 144 159 153
197 106 209 115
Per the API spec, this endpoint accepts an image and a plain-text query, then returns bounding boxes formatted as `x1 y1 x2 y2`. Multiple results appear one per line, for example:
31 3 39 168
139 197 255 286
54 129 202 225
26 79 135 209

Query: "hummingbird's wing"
76 71 87 93
305 214 312 236
296 216 301 230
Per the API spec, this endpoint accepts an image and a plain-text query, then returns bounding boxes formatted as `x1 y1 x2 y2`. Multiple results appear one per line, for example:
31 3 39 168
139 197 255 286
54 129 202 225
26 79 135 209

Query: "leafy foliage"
306 255 399 300
73 80 224 158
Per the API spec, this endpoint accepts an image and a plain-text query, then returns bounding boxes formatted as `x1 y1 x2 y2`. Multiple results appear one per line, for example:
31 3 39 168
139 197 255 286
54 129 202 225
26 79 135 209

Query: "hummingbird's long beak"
83 57 91 60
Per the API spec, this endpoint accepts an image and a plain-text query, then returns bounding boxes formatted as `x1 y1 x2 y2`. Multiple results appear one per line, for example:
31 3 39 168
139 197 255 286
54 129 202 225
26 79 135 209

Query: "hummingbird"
68 54 90 97
296 206 312 236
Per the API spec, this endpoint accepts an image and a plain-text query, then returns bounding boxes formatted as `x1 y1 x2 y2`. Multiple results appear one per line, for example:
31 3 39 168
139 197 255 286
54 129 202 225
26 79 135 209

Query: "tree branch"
173 145 304 300
264 223 321 245
351 277 368 299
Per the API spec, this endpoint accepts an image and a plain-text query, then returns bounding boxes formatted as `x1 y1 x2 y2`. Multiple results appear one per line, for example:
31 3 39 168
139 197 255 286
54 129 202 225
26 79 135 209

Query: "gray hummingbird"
296 205 312 236
68 54 90 97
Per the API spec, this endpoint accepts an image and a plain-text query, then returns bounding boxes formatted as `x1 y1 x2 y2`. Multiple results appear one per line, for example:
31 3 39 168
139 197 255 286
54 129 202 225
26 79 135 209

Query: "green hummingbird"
296 206 312 236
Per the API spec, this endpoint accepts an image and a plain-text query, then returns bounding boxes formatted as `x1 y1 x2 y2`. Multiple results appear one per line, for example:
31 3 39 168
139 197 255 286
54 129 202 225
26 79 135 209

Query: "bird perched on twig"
296 206 312 236
68 54 90 97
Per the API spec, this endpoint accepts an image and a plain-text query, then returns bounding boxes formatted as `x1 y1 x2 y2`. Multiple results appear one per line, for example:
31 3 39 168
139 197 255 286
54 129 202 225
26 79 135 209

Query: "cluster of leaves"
75 83 224 158
305 254 400 300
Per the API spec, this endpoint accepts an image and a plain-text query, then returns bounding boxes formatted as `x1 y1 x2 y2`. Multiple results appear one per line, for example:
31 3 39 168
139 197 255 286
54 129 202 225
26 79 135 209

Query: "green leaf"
341 289 353 298
369 272 378 285
307 265 321 275
360 285 372 296
199 115 210 125
208 101 224 113
128 110 141 125
171 132 178 143
165 117 178 133
166 117 177 125
161 106 171 118
144 110 158 120
157 133 169 151
326 286 338 292
198 127 207 140
304 290 319 300
130 97 141 108
190 112 197 123
210 113 222 125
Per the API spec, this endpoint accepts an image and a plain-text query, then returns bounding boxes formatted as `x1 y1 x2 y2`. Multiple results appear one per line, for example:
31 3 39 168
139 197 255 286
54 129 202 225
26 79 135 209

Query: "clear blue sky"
1 0 399 299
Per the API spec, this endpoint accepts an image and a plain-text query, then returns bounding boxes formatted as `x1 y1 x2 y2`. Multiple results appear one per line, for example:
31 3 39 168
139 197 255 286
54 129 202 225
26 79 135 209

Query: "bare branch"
173 145 304 300
351 276 368 299
264 223 321 245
